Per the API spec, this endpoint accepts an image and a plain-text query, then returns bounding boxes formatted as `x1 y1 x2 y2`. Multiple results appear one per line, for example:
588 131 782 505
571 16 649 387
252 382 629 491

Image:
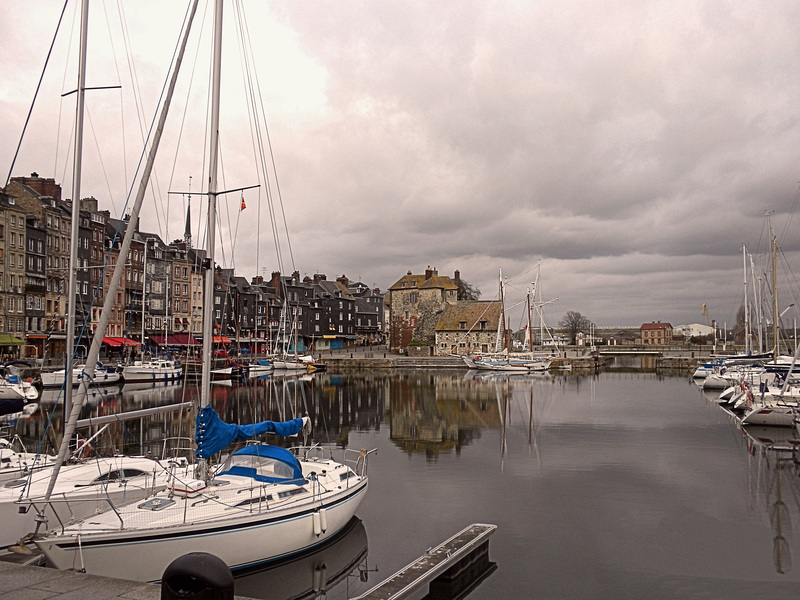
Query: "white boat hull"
35 477 368 582
40 367 122 388
740 404 796 427
122 362 182 383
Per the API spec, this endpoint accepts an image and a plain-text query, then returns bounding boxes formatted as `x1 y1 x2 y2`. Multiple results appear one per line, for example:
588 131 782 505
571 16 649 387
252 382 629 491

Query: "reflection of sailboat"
33 1 374 581
233 517 369 600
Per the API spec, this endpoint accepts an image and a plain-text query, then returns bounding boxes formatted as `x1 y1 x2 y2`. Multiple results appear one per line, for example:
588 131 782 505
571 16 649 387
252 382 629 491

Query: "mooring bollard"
161 552 234 600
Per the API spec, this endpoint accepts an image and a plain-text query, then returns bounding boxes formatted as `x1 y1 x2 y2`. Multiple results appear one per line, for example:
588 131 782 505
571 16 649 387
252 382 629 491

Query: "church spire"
184 175 192 248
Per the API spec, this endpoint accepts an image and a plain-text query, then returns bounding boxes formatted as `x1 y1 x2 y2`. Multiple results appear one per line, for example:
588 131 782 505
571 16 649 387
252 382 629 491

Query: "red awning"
150 334 200 346
212 336 231 344
103 337 141 347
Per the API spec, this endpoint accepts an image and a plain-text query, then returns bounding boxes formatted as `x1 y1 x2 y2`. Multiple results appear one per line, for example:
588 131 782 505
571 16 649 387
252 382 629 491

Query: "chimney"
313 273 327 284
336 274 349 287
251 275 264 285
9 173 62 200
425 266 435 280
454 270 461 283
270 271 282 296
291 270 300 282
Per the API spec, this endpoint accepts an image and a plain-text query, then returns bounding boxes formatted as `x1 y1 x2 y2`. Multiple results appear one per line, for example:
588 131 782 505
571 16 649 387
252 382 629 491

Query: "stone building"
388 266 459 352
434 301 503 356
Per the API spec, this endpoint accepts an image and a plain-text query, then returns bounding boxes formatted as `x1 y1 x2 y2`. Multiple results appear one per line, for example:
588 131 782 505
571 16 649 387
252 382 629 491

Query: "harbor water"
8 368 800 599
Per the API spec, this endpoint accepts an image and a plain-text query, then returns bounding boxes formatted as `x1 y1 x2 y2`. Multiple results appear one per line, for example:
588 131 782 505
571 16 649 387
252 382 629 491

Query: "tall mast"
63 0 89 423
200 0 223 419
772 226 778 361
742 245 749 355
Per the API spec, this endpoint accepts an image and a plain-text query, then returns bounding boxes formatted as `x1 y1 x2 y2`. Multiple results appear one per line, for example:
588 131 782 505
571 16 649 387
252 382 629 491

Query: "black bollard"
161 552 234 600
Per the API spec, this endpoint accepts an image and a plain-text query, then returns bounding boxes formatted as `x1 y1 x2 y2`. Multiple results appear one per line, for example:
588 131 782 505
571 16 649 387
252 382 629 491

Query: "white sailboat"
33 1 374 581
121 356 182 383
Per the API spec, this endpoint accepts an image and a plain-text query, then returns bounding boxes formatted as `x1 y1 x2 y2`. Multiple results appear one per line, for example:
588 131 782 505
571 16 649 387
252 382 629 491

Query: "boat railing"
344 447 377 478
291 444 377 480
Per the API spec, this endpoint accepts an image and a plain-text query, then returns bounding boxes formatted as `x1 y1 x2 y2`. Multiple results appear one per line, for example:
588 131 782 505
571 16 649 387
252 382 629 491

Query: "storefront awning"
212 336 231 344
0 334 24 346
150 334 200 346
102 337 141 347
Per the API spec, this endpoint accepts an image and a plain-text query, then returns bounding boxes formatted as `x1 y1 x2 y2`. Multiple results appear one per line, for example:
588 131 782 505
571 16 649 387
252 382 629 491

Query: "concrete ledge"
0 561 258 600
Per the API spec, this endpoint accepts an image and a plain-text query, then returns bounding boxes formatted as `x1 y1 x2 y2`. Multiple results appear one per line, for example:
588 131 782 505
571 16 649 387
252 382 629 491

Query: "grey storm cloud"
3 0 800 327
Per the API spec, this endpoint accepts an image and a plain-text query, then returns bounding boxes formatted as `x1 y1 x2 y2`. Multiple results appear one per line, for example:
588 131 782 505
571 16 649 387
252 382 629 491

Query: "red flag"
240 194 246 211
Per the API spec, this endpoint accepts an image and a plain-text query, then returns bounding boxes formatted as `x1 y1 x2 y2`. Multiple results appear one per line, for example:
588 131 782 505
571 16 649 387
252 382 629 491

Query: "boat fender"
319 507 328 533
312 511 322 536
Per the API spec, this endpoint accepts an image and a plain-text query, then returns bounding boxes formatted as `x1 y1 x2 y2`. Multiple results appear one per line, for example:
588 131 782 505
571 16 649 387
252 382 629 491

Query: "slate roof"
389 273 458 291
435 301 502 331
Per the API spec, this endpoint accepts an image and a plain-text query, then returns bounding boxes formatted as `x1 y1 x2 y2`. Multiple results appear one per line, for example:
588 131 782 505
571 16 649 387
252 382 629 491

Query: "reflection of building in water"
741 426 800 574
206 374 386 448
389 372 501 458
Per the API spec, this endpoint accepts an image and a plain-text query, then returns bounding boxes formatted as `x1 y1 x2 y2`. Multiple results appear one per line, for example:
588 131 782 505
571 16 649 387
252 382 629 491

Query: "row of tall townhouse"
1 174 385 360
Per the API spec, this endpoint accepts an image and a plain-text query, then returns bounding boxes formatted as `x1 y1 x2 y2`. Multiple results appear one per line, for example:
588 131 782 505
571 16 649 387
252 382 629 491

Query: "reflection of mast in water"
771 454 793 574
742 426 800 574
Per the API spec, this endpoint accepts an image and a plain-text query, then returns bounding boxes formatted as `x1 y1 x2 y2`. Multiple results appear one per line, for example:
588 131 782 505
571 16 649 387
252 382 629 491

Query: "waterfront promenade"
316 344 704 372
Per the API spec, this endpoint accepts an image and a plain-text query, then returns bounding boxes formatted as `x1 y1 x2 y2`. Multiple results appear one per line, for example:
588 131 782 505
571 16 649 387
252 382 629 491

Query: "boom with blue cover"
195 406 309 459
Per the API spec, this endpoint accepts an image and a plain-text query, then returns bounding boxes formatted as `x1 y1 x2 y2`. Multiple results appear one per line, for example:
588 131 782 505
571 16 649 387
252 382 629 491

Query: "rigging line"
54 0 79 185
101 0 128 204
84 107 119 215
114 0 169 236
233 0 283 273
232 1 265 274
778 182 800 250
116 0 197 228
237 1 294 272
5 0 70 187
166 0 211 237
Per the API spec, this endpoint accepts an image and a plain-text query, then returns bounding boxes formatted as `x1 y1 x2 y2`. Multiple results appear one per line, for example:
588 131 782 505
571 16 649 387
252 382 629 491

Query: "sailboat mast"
200 0 223 408
772 230 778 361
742 245 749 355
63 0 89 422
42 0 200 503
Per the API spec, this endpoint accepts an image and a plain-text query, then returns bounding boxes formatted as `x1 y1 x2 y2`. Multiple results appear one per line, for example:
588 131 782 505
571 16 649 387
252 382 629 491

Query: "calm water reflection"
7 370 800 599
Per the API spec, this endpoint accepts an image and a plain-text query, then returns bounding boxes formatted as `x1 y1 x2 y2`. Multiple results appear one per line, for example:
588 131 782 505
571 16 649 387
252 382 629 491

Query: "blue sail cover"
195 406 305 459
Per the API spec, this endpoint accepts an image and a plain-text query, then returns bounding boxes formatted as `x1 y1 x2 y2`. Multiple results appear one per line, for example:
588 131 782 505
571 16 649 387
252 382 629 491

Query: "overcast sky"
3 0 800 329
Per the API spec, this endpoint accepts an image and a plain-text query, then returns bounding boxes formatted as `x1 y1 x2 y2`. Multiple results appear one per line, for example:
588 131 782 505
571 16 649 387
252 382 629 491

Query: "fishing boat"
33 0 375 580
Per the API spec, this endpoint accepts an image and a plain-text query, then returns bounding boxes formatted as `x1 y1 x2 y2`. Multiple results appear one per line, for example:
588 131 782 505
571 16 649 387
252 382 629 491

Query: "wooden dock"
353 523 497 600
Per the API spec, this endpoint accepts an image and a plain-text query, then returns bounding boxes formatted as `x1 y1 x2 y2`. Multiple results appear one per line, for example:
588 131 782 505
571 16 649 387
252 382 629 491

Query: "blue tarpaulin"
195 406 305 459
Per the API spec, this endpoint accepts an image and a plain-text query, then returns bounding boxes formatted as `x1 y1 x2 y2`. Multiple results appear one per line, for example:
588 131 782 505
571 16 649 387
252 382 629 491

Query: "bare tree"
457 279 481 301
559 310 592 344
